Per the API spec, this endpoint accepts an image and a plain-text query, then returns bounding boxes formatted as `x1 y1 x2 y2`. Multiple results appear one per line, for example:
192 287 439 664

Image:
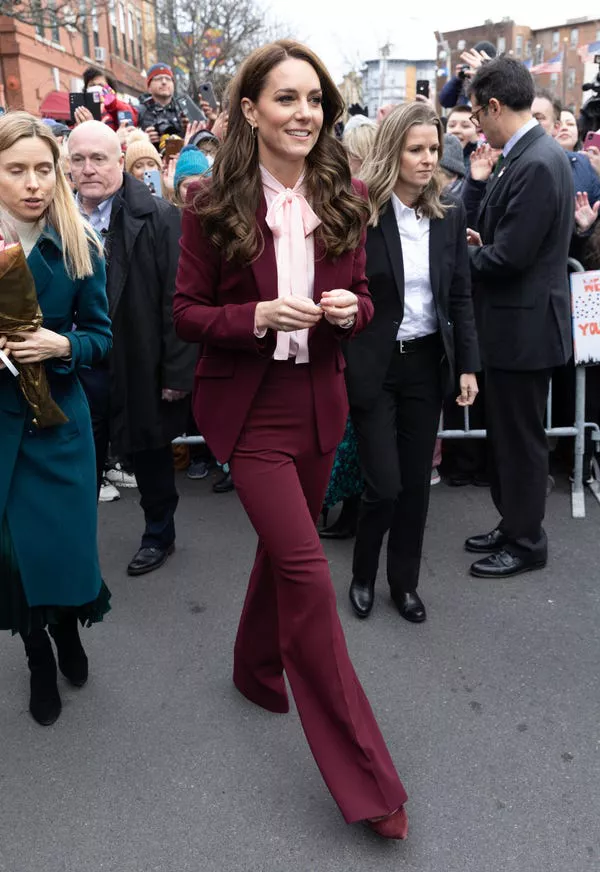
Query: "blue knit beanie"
174 145 210 192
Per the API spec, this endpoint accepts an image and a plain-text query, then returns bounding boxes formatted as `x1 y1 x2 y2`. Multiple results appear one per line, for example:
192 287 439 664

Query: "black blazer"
345 194 480 411
469 124 574 371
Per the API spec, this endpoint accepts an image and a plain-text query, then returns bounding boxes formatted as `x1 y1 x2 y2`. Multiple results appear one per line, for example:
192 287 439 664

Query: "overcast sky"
276 3 596 81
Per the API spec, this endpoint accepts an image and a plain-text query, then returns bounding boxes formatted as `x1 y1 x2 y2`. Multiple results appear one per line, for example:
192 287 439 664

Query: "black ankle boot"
21 629 62 726
49 616 88 687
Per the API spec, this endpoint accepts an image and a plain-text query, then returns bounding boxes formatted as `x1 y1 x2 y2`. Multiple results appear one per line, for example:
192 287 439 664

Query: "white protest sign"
570 269 600 365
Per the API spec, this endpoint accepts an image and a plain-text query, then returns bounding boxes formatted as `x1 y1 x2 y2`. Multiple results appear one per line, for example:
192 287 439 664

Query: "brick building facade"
0 1 157 116
437 16 600 113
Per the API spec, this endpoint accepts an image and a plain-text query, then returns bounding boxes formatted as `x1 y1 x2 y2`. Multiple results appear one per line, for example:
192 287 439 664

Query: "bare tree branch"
1 1 110 36
154 0 290 100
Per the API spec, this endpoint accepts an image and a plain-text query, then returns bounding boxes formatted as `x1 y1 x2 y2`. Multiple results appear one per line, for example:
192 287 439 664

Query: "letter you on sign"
571 269 600 364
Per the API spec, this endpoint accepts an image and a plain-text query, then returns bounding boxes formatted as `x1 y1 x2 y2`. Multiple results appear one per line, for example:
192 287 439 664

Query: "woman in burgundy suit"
173 41 408 839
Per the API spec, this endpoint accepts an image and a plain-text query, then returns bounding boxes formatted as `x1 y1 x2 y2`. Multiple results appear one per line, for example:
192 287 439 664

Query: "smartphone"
176 94 207 123
117 110 134 125
198 82 218 111
69 91 102 123
143 169 162 197
583 131 600 151
164 138 184 160
416 80 430 99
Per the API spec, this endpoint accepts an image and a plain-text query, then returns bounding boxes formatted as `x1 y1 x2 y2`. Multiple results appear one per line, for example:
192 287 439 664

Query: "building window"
535 44 544 65
128 10 135 65
550 73 558 85
92 3 100 48
525 40 532 59
552 31 559 51
48 0 60 43
136 14 144 69
119 4 128 61
80 1 91 56
515 35 523 58
570 28 578 48
568 67 576 89
32 0 45 38
497 36 506 54
110 1 119 56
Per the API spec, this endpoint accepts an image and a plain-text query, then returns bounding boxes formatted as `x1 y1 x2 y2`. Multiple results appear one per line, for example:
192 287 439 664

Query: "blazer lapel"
250 194 279 302
478 124 545 222
428 216 444 304
380 203 404 301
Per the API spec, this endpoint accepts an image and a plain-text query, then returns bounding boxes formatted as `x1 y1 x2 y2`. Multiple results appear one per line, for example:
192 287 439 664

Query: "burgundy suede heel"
365 806 408 840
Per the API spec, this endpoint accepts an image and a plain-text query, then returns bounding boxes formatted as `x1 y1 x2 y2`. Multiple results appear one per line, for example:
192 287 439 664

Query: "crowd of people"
1 39 600 842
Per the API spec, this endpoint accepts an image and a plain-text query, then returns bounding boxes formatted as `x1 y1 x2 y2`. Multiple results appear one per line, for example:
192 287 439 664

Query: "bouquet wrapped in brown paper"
0 216 67 428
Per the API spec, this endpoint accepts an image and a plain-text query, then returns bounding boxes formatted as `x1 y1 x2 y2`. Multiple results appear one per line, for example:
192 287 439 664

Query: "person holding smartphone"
138 64 186 143
174 39 409 840
74 67 139 131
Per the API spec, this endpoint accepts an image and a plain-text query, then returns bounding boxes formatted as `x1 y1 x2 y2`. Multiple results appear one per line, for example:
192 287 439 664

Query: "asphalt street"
1 471 599 872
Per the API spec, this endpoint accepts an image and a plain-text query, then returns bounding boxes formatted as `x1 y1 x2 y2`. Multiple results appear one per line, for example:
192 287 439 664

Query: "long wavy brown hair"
194 40 369 264
360 102 449 226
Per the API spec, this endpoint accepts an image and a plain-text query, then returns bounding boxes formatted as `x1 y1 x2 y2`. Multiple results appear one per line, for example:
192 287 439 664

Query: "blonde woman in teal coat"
0 112 112 726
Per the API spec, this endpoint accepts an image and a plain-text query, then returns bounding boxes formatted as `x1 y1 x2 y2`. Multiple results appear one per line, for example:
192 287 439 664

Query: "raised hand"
470 143 495 181
574 191 600 232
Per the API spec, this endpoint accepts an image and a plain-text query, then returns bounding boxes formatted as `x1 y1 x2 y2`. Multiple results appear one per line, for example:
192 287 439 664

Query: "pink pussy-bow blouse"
260 165 321 363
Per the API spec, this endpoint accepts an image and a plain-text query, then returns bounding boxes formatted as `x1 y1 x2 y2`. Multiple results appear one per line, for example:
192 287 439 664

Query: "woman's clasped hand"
255 289 357 333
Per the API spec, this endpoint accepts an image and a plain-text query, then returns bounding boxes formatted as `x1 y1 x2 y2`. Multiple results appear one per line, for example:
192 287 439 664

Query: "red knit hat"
147 63 174 86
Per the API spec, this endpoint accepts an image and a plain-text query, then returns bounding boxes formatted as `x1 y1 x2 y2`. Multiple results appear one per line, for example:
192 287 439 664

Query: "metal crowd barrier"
173 260 600 519
438 258 600 519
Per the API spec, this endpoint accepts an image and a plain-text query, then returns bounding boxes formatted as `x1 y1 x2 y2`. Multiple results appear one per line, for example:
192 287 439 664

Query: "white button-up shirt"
391 193 438 341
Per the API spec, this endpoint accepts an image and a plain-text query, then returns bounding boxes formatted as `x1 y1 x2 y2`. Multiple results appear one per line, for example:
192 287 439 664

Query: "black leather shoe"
349 579 375 619
127 544 175 576
470 549 547 578
392 591 427 623
448 471 473 487
213 471 234 493
319 521 356 540
465 527 508 554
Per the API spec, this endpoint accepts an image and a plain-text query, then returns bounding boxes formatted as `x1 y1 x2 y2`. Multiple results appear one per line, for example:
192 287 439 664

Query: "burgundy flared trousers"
229 360 407 823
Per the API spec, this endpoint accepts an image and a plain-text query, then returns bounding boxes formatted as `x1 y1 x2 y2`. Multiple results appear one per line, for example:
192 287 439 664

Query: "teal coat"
0 227 112 607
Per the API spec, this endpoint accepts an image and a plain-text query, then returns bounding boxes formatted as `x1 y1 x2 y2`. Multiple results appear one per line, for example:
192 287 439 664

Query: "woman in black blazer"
345 102 480 623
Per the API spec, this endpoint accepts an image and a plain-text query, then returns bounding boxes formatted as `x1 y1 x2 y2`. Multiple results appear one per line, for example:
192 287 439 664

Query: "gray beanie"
440 134 465 177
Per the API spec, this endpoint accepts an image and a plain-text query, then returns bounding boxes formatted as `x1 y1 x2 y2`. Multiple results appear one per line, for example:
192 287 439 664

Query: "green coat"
0 227 112 607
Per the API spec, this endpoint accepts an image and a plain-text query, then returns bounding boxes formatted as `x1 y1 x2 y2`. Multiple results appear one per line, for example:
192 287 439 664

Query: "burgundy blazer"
173 180 374 462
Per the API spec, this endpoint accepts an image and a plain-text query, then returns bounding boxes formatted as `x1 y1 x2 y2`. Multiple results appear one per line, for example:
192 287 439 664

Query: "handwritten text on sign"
570 269 600 364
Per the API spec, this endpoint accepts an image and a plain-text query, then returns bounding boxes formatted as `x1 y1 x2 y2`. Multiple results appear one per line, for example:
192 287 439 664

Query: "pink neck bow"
262 167 321 363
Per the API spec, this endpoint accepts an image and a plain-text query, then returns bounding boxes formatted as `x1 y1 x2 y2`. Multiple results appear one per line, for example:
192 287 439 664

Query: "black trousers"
485 366 551 557
351 336 443 595
79 366 178 550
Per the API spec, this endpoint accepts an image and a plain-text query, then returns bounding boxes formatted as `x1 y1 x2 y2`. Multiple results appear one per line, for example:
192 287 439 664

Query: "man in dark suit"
69 121 196 576
465 56 574 578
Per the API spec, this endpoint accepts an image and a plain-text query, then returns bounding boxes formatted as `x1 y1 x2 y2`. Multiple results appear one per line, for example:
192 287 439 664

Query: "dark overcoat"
0 228 112 607
104 173 197 455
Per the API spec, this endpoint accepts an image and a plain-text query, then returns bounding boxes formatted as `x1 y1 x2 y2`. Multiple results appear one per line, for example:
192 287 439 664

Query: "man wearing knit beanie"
125 131 163 180
138 62 185 144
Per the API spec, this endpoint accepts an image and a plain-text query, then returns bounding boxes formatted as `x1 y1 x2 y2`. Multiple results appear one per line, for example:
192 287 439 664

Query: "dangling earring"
250 124 257 139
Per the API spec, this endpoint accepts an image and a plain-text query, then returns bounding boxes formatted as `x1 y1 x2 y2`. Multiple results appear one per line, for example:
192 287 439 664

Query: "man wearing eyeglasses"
138 63 186 144
68 120 196 577
463 56 573 579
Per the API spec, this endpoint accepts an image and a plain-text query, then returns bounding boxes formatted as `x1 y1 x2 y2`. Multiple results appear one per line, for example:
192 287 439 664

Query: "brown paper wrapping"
0 242 68 428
